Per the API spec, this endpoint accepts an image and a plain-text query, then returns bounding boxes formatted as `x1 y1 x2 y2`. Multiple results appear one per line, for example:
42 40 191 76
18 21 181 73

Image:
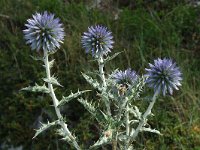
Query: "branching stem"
43 50 81 150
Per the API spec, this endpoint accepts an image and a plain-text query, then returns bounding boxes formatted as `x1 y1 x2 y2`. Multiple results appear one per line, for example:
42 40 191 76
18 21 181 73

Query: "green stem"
130 91 159 142
43 50 81 150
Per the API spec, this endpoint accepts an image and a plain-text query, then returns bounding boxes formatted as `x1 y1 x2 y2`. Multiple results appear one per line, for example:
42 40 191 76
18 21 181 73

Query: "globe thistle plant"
23 11 65 52
145 58 182 96
81 25 114 57
22 16 184 149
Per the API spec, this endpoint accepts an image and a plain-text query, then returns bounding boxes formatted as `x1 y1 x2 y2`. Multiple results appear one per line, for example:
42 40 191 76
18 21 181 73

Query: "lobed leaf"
82 73 102 91
103 52 122 64
89 130 112 149
140 127 162 135
43 76 63 87
33 120 59 139
21 83 50 93
58 90 91 107
129 106 142 120
77 98 96 116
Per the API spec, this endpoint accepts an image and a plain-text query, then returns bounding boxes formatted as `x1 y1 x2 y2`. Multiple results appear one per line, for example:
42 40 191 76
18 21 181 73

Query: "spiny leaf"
89 130 112 149
49 59 55 69
140 127 162 135
43 76 63 87
128 76 146 100
100 110 109 121
82 73 102 91
33 120 59 139
77 98 96 116
104 52 122 64
129 106 142 120
21 83 50 93
58 90 91 107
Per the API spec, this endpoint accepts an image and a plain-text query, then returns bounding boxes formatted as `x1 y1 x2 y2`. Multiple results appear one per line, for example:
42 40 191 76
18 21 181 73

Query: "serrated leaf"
104 52 122 64
57 128 65 137
33 120 59 139
128 76 146 100
129 106 142 120
21 83 50 93
140 127 162 135
82 73 102 91
100 110 109 121
58 90 91 107
89 130 112 149
77 98 96 116
118 134 128 142
129 119 139 125
43 76 63 87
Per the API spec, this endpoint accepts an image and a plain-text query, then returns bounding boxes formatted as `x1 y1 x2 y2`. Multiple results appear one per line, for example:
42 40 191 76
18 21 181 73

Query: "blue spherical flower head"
23 11 65 52
112 69 138 96
145 58 182 96
81 25 114 58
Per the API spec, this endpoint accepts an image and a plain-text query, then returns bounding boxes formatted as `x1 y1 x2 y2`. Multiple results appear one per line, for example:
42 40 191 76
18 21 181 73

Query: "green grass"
0 0 199 149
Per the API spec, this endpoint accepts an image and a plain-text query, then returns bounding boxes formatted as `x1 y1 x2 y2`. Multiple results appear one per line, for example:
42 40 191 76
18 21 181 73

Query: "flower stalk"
130 91 159 141
43 50 81 150
98 56 111 116
125 104 130 149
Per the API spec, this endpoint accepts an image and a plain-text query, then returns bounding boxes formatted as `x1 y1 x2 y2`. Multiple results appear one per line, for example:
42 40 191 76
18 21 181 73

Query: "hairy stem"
130 91 159 142
125 104 130 149
43 50 81 150
98 56 111 116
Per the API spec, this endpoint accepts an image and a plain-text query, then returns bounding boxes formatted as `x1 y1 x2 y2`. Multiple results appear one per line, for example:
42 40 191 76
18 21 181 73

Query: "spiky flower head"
145 58 182 96
112 69 138 96
81 25 114 58
23 11 65 52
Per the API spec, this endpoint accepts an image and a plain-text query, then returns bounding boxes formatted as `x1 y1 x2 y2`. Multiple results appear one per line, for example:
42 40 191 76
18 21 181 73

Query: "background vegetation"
0 0 199 149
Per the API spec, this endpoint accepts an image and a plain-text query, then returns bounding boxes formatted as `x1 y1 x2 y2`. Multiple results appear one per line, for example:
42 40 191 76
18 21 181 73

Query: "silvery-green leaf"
104 52 122 64
89 130 112 149
57 128 65 137
130 128 136 137
129 119 139 125
33 120 59 139
140 127 162 135
100 110 109 121
118 134 128 142
82 73 102 91
58 90 91 107
21 83 50 93
43 76 63 87
128 76 146 100
77 98 96 116
49 59 55 69
129 106 141 120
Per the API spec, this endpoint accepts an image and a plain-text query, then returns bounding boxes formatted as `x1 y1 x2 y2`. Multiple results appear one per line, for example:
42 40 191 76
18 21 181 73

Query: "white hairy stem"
43 50 81 150
130 91 159 141
125 104 130 149
98 56 111 116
